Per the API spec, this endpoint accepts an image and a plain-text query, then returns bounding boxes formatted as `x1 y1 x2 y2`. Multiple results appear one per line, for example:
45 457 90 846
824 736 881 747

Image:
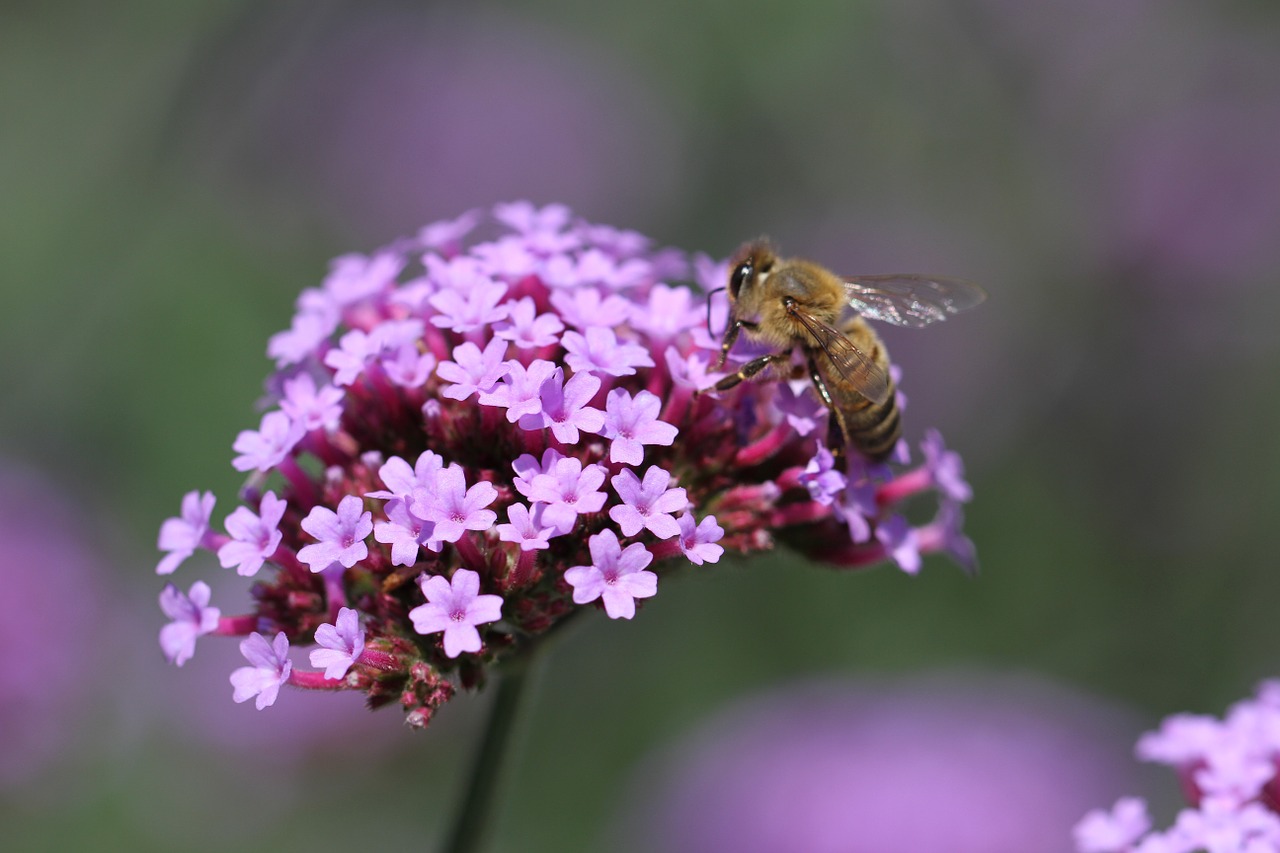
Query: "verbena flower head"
1074 680 1280 853
155 202 975 728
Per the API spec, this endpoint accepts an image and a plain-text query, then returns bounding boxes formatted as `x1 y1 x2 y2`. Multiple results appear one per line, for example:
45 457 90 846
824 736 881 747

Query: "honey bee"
706 240 985 462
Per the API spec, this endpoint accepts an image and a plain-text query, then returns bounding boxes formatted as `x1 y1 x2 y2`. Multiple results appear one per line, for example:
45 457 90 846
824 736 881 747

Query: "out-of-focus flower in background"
0 463 106 790
1075 680 1280 853
614 672 1144 853
201 6 685 243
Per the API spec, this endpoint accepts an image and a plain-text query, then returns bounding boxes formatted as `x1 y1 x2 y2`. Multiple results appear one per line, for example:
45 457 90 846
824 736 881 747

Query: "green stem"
440 657 536 853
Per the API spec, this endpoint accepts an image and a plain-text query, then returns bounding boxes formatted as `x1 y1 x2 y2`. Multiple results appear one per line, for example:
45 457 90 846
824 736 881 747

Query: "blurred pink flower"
616 673 1142 853
0 464 106 787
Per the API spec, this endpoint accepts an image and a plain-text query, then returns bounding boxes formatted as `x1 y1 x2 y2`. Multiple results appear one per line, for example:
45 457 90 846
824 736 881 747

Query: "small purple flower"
324 328 381 387
519 367 604 443
564 529 657 620
629 283 701 340
418 208 480 252
917 500 977 576
381 342 437 388
322 251 403 307
875 515 921 575
494 200 571 235
296 495 373 572
309 607 366 679
922 429 973 503
833 469 879 544
610 467 688 540
323 319 425 386
374 497 440 566
414 466 498 544
231 410 305 473
798 445 847 507
496 503 555 551
774 379 826 437
478 359 557 422
280 373 345 433
156 490 216 575
1135 713 1224 765
1074 798 1152 853
159 580 220 666
267 309 338 368
525 456 609 535
676 512 725 566
601 389 678 465
664 345 724 391
436 338 510 402
511 448 565 501
562 327 654 377
230 631 293 710
410 569 504 658
494 297 564 349
549 287 634 329
217 491 286 577
366 450 444 501
574 248 649 289
471 235 542 278
428 277 509 333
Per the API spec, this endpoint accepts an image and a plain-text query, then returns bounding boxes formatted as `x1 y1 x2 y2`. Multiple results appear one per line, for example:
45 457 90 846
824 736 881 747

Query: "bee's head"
728 240 776 301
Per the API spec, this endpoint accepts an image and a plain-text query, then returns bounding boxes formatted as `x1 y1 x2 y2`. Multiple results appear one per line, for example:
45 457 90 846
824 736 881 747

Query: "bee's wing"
844 275 987 328
788 308 891 405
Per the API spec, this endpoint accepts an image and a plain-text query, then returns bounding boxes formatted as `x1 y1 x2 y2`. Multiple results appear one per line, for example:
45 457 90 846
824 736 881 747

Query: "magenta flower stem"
441 652 537 853
454 534 488 574
288 670 346 691
734 423 792 468
876 467 932 508
658 389 691 428
278 457 320 507
821 542 889 568
214 614 259 635
647 539 683 561
768 500 831 528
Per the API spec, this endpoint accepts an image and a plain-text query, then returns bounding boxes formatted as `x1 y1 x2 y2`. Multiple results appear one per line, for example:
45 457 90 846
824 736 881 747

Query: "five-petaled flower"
410 569 504 658
297 495 373 572
564 529 658 620
217 491 286 577
158 580 221 666
156 490 216 575
610 466 688 539
230 631 293 710
309 607 366 680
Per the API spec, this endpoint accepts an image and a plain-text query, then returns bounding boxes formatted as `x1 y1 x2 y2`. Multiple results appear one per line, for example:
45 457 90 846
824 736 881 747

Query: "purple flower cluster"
1075 681 1280 853
155 202 975 727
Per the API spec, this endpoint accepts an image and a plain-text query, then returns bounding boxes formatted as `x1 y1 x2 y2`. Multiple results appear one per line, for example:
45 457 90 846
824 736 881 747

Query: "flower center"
450 608 467 622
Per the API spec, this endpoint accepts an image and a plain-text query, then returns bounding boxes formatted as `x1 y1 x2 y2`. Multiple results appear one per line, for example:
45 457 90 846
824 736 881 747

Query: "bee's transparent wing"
788 308 891 405
844 275 987 328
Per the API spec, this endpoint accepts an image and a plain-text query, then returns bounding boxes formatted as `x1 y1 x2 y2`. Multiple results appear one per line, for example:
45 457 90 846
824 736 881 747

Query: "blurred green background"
4 1 1280 850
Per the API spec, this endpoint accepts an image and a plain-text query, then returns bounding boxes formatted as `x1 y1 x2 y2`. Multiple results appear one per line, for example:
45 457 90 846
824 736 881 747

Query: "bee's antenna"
705 287 726 336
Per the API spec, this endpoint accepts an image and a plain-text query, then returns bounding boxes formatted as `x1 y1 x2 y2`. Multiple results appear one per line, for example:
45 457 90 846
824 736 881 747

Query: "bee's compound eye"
729 261 753 298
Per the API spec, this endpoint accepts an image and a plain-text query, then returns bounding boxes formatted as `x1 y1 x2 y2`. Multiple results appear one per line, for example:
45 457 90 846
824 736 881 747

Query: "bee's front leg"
702 352 790 394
